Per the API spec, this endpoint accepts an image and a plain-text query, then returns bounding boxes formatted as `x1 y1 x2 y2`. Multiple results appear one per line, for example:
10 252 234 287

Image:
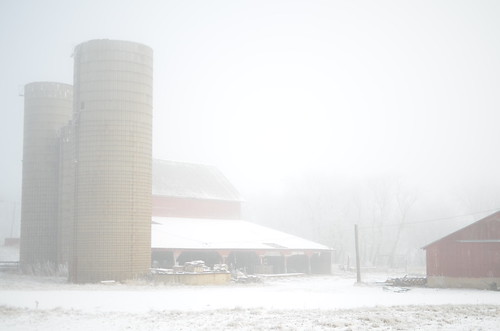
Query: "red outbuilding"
423 211 500 289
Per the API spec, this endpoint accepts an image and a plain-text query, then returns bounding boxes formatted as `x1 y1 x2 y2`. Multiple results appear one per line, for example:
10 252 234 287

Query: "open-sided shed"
152 217 332 274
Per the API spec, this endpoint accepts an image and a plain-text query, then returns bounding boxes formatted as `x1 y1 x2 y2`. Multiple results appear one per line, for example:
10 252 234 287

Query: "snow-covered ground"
0 271 499 330
1 304 498 330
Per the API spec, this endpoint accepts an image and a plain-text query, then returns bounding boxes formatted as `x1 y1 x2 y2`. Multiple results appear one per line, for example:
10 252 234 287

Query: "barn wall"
427 276 500 290
152 196 241 219
426 242 500 278
449 217 500 241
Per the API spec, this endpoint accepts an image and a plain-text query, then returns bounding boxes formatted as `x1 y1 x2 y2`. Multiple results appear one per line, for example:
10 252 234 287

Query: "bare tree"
388 181 417 268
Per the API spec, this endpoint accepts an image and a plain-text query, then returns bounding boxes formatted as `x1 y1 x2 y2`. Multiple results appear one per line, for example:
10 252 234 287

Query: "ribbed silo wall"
57 123 75 266
20 82 73 271
70 40 153 283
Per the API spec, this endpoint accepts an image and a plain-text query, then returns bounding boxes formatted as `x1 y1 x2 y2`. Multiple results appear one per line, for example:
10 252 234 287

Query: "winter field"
1 247 499 330
0 270 499 330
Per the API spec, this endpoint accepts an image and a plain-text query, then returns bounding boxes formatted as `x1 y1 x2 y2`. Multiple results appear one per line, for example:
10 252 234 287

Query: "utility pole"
10 202 17 237
355 224 361 283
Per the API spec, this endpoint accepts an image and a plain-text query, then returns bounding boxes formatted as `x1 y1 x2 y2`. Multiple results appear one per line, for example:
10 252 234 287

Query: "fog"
1 1 499 264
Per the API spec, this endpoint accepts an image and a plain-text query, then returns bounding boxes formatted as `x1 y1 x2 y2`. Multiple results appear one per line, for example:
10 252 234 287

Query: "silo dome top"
74 39 153 56
24 82 73 99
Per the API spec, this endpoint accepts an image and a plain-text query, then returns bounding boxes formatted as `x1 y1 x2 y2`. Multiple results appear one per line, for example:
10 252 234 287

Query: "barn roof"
152 217 331 251
153 159 242 201
423 210 500 249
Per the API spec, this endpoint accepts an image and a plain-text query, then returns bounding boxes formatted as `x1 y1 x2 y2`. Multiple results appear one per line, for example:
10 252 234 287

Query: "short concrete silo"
70 40 153 282
20 82 73 271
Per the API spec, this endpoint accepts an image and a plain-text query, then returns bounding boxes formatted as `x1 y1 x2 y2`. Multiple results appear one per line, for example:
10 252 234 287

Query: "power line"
358 207 500 230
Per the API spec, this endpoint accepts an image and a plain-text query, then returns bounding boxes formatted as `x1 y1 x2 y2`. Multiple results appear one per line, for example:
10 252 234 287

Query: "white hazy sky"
1 0 499 201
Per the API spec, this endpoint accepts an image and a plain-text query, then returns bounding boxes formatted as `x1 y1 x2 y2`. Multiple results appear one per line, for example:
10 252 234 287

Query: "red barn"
151 159 332 274
423 211 500 289
153 159 242 219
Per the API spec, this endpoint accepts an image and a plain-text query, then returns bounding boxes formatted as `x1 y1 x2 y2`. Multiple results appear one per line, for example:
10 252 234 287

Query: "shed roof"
153 159 242 201
423 210 500 249
152 217 331 251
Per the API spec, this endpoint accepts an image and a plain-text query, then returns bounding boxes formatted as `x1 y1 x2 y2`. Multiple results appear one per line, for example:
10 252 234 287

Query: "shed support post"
173 251 182 266
218 250 230 270
307 254 312 274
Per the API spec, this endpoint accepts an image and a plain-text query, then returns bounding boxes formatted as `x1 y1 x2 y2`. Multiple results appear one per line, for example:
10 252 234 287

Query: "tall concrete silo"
57 123 75 266
20 82 73 271
71 39 153 282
